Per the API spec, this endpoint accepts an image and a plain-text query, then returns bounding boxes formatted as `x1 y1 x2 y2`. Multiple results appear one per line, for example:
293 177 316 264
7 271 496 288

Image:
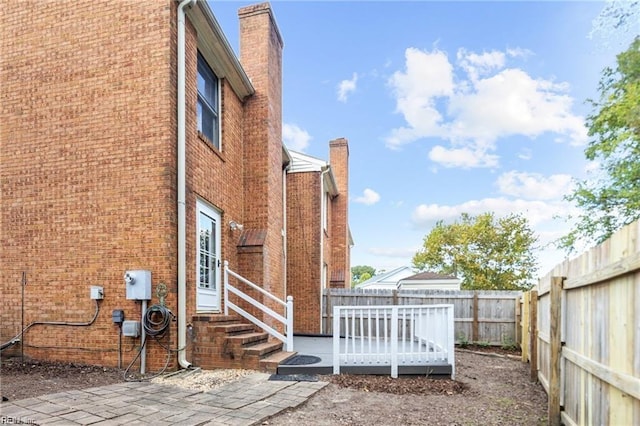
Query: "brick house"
286 140 353 334
0 0 350 372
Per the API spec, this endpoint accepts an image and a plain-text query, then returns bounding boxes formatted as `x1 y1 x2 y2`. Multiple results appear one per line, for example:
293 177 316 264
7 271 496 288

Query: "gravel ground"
1 348 547 425
151 367 255 392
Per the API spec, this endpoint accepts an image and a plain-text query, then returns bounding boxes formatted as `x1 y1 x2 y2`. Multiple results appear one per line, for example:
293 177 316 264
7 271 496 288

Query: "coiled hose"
124 304 175 381
143 304 172 338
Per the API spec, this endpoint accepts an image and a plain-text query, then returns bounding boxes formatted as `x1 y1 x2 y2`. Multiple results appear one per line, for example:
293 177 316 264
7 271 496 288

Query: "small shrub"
501 336 519 351
457 332 470 348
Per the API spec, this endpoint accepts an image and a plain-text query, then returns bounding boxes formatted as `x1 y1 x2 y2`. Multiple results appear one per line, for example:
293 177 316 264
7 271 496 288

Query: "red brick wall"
286 173 322 333
329 138 351 288
238 3 286 313
183 17 247 319
1 0 177 369
1 0 330 367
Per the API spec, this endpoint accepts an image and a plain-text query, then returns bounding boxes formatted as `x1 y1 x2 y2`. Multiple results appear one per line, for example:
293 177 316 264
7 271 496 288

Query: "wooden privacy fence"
323 289 521 346
521 221 640 426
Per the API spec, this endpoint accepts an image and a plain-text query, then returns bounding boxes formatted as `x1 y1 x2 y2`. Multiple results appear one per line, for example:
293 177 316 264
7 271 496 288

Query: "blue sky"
210 1 637 277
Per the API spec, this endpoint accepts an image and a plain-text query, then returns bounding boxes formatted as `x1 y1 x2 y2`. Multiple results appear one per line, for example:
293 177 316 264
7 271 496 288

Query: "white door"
196 200 221 311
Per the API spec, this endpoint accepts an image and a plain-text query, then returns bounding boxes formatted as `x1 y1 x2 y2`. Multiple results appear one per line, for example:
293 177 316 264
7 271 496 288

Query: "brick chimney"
329 138 351 288
238 3 285 298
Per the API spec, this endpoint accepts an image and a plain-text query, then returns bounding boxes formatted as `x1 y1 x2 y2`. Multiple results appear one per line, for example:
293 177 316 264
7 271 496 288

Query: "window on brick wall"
197 53 220 150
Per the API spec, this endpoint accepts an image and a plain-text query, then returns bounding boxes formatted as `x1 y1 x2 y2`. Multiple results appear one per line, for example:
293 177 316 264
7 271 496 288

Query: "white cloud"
506 47 533 59
386 47 454 149
411 197 574 227
457 48 505 81
518 148 533 160
446 68 587 146
385 46 588 167
368 246 418 258
496 171 574 200
429 145 499 169
337 72 358 102
282 123 311 152
353 188 381 205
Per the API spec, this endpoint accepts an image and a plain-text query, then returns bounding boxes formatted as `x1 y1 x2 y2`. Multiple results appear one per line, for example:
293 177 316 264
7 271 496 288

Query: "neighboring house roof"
356 267 461 290
355 266 415 289
403 271 457 281
398 271 461 290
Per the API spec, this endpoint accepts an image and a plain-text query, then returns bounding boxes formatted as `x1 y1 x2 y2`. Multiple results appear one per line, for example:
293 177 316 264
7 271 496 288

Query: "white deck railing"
224 261 294 352
333 304 455 378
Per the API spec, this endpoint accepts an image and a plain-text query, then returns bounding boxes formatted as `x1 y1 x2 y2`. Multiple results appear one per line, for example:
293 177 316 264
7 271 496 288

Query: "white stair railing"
224 261 294 352
333 304 455 378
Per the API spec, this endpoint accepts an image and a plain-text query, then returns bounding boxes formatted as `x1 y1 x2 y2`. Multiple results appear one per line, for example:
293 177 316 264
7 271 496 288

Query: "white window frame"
197 52 221 150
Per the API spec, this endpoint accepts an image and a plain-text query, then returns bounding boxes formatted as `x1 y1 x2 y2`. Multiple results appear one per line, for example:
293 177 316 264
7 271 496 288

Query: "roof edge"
188 2 255 100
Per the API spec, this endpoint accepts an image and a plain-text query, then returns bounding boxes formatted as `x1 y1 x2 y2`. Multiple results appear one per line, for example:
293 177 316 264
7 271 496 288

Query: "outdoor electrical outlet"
122 320 140 337
90 286 104 300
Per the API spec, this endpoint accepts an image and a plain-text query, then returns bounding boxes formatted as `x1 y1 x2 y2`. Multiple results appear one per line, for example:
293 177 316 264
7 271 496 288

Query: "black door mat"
269 374 319 382
280 355 322 365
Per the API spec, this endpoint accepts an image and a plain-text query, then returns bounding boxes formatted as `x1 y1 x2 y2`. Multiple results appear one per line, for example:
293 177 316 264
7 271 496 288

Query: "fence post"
515 294 521 348
520 292 529 363
447 305 455 380
529 289 538 381
472 291 479 343
390 306 398 378
549 277 564 426
333 306 340 374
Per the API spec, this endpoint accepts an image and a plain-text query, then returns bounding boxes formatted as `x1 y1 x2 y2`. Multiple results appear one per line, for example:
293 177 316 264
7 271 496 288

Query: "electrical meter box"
124 270 151 300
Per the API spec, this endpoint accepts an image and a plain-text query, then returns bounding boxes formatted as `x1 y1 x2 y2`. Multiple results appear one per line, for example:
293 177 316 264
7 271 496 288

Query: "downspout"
282 165 289 295
177 0 196 369
319 167 330 333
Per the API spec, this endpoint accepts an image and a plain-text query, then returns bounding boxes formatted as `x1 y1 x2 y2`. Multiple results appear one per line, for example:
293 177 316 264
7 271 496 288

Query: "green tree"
560 37 640 252
351 265 376 286
412 213 538 290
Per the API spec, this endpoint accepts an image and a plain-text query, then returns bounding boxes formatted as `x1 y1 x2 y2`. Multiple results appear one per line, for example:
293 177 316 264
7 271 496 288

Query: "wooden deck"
277 336 452 378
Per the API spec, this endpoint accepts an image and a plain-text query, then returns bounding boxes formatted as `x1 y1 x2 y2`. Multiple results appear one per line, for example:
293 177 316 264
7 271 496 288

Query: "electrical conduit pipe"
177 0 196 369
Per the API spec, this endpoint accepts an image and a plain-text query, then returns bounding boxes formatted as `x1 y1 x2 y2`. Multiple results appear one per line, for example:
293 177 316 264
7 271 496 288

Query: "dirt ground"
1 347 547 425
267 349 547 426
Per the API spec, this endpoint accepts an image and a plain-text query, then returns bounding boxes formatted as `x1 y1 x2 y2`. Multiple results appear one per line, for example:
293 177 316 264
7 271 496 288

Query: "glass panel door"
196 200 220 311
